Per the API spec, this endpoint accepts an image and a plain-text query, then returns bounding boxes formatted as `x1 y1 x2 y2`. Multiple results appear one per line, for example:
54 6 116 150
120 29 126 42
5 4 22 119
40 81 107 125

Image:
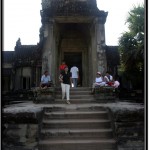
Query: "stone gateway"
2 0 120 91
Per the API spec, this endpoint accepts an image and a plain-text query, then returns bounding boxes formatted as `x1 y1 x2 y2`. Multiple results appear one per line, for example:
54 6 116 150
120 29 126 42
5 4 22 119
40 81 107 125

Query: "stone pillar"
95 18 107 75
35 67 38 86
42 19 55 83
89 21 97 86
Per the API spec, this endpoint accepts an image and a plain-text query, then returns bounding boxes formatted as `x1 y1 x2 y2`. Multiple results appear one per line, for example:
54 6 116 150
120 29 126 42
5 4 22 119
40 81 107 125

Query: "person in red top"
59 60 67 74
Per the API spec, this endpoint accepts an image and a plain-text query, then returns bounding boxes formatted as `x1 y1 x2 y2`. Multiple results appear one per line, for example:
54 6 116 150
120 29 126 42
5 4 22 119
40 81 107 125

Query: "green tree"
118 4 144 89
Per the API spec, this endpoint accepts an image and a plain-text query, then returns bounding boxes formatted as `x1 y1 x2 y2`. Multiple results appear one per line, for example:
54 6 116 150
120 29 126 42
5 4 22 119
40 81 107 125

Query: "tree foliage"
118 4 144 89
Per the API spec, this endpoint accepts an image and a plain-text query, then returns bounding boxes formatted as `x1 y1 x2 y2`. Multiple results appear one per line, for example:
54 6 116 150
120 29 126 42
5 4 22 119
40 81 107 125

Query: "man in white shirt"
40 71 52 89
91 72 105 93
70 65 79 87
104 71 113 82
104 71 114 86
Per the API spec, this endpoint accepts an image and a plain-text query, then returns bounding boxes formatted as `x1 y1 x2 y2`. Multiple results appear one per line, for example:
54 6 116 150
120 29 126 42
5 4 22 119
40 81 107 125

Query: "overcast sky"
3 0 144 51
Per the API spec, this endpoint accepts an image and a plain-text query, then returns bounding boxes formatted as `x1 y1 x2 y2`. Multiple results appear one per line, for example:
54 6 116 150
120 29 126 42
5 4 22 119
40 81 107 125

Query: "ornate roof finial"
16 38 21 47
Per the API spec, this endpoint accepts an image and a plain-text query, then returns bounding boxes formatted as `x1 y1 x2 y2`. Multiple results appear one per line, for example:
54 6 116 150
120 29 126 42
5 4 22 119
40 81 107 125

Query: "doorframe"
63 52 83 86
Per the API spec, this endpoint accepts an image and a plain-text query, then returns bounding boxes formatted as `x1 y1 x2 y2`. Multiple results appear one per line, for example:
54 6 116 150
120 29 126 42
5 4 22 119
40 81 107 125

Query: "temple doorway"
64 52 82 87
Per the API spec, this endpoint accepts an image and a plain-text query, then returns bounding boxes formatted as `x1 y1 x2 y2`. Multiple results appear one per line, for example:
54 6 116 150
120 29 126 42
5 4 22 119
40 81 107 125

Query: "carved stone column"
95 18 107 75
42 19 55 82
89 21 97 86
89 17 107 85
35 67 38 86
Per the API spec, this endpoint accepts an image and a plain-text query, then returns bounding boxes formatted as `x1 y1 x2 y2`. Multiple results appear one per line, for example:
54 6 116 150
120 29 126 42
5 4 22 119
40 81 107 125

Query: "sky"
3 0 144 51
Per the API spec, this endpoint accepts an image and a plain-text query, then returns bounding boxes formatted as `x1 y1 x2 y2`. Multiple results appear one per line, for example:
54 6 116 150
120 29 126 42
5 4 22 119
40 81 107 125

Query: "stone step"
38 88 117 150
44 105 107 112
55 91 92 95
54 99 96 104
39 139 117 150
44 110 108 119
42 119 111 129
71 87 92 91
56 87 92 92
40 128 113 140
35 98 96 104
36 100 97 104
55 93 93 97
55 95 94 99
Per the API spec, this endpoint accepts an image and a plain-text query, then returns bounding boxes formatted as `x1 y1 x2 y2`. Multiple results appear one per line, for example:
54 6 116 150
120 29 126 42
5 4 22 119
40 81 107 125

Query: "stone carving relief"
97 40 106 74
42 0 51 9
43 19 54 38
44 25 49 37
42 56 48 71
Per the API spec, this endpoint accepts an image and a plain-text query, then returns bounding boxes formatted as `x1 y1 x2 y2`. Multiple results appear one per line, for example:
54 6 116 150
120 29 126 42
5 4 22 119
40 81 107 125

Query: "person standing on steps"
70 65 79 87
59 60 68 74
59 66 72 104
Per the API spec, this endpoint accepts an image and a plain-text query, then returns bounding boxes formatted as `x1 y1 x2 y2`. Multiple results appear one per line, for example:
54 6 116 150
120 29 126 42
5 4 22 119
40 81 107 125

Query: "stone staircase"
54 87 95 104
38 87 117 150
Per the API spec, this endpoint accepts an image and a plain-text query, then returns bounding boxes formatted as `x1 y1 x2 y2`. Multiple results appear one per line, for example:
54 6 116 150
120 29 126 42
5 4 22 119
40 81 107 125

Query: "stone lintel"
54 16 94 23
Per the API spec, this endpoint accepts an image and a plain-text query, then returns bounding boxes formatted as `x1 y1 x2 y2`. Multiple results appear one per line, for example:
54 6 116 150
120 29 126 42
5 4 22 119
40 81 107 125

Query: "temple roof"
2 68 12 76
15 45 38 59
2 51 14 63
41 0 108 23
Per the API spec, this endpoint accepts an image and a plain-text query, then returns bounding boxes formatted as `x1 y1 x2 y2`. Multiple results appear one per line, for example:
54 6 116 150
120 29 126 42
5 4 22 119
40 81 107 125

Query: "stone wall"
107 107 144 150
3 101 144 150
2 124 38 150
2 110 43 150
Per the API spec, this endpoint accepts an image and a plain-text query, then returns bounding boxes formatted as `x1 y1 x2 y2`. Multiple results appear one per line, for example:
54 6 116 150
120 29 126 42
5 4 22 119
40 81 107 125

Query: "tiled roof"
15 45 38 59
2 51 14 63
2 68 12 76
41 0 107 18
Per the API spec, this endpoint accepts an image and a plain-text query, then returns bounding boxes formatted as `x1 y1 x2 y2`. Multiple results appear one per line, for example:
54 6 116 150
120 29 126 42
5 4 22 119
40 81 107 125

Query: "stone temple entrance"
41 0 108 87
64 52 82 86
56 23 89 87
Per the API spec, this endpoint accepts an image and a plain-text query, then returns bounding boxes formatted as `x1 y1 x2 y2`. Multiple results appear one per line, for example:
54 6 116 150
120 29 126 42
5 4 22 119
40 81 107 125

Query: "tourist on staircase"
91 72 105 94
40 70 53 89
59 66 72 104
59 60 68 74
70 65 79 87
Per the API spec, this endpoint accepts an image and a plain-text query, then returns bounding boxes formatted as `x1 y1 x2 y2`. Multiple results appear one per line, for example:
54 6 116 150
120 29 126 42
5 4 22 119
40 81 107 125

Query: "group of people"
91 71 120 94
39 60 120 104
59 60 79 88
59 60 79 104
40 60 79 104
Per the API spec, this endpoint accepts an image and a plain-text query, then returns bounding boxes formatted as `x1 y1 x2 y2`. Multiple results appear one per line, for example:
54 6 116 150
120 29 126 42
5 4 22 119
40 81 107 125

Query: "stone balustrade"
94 86 116 101
32 87 55 103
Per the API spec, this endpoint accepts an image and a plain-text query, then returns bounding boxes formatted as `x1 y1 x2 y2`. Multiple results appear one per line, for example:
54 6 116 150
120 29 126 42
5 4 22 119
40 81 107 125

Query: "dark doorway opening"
23 77 30 89
64 52 82 86
23 77 26 89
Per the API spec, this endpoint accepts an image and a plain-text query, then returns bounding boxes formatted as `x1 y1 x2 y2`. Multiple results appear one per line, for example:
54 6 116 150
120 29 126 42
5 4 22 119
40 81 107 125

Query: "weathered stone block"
107 108 144 150
94 86 116 100
2 124 38 150
32 87 55 103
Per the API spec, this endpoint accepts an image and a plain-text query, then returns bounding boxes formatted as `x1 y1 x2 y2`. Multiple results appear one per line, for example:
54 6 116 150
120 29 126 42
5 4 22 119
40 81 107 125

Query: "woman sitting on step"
91 72 105 94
